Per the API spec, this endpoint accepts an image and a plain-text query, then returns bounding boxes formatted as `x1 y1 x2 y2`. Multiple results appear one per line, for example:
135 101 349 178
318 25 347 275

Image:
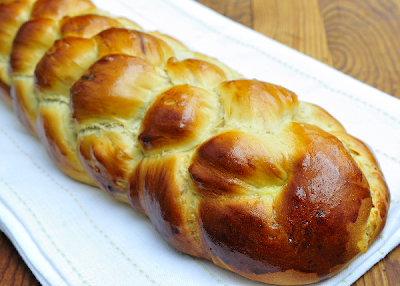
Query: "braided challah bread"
0 0 390 284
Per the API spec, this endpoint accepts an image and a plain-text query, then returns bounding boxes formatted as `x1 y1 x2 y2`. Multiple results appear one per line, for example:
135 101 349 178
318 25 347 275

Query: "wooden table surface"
1 0 400 285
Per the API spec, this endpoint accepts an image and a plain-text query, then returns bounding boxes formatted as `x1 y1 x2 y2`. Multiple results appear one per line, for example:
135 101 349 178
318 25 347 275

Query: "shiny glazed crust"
0 0 390 284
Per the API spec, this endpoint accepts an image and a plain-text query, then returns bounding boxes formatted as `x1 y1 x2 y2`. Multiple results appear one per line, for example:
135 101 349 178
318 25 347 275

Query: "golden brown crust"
0 1 33 58
70 52 389 284
0 79 12 107
77 127 140 202
8 0 103 137
6 1 142 182
0 1 390 285
217 80 299 131
331 131 390 252
190 130 289 197
10 18 57 76
30 0 95 20
35 37 98 96
71 54 169 124
190 122 376 284
60 14 122 38
36 100 95 185
129 153 206 258
165 57 228 88
0 0 34 107
139 84 219 154
70 54 169 199
94 28 174 64
10 17 58 135
294 101 346 133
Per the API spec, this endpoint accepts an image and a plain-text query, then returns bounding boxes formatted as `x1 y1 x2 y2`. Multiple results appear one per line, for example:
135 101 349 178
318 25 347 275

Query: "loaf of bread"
0 0 390 284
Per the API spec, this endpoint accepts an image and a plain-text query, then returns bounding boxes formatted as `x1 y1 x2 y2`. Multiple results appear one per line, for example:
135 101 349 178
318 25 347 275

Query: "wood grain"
1 0 400 285
197 0 400 99
252 0 333 66
319 0 400 98
193 0 253 28
0 232 39 286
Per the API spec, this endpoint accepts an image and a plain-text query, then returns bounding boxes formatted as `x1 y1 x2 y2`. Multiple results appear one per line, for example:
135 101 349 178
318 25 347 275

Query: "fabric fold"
0 0 400 285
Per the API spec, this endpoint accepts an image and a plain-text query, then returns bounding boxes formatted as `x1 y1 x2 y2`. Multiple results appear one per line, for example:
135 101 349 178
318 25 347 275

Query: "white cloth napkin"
1 0 400 285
